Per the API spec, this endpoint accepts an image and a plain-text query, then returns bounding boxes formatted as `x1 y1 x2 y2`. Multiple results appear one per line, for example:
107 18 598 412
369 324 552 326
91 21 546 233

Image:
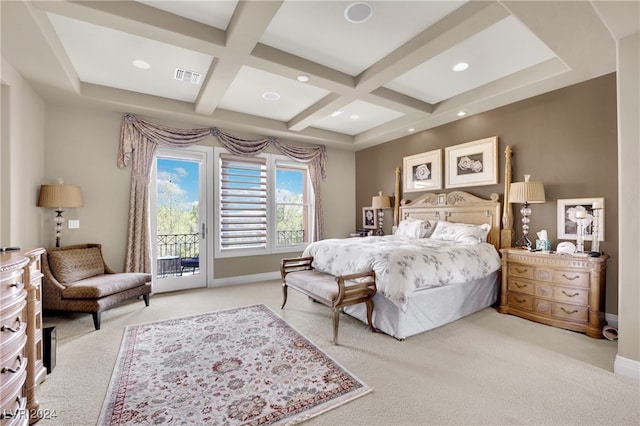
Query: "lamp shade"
38 184 83 208
372 191 391 209
508 175 545 204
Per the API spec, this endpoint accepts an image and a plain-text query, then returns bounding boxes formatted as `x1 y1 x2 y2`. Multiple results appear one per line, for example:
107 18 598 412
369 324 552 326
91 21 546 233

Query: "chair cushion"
48 247 105 283
61 272 151 299
285 270 338 301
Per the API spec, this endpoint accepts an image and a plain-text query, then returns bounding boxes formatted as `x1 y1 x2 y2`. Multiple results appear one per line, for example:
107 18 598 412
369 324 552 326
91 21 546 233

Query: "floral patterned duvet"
303 236 501 312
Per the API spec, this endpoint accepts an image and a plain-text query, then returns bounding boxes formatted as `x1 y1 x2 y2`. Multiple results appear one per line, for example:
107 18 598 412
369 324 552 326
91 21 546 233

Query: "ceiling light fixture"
329 110 344 118
344 2 373 23
408 128 415 132
132 59 150 70
349 114 360 120
262 91 281 101
297 74 310 82
457 111 467 117
452 62 469 72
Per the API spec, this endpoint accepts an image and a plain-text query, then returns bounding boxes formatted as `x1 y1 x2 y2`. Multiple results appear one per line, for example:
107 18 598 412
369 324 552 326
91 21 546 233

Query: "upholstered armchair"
42 243 152 330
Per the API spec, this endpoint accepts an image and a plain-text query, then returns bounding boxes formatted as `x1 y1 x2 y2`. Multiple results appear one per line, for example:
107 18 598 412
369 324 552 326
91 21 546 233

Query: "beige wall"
616 33 639 373
42 105 356 278
0 58 45 248
356 74 619 315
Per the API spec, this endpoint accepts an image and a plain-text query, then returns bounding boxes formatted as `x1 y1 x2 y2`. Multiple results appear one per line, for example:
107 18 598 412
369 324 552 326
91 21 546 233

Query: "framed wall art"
444 136 498 189
362 207 377 229
402 149 442 193
557 197 605 241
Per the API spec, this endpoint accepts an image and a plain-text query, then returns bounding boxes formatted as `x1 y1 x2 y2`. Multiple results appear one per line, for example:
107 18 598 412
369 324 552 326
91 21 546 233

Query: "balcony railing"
157 233 199 277
277 229 305 245
156 230 304 277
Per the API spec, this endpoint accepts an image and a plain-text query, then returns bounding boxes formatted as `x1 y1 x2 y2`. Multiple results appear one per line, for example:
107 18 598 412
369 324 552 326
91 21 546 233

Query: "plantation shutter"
219 154 268 251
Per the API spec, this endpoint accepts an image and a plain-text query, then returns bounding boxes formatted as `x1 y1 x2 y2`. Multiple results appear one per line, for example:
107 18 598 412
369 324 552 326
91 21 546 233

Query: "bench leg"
92 312 101 330
281 283 288 309
365 299 376 332
332 308 340 345
143 293 150 307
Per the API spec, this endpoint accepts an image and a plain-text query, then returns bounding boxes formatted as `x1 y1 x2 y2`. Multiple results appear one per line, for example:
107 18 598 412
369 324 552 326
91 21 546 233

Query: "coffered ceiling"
1 1 636 150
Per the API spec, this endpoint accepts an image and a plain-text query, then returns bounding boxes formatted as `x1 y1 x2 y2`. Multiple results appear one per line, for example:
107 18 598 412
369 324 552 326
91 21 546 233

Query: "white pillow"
429 221 491 243
395 218 437 239
395 218 425 239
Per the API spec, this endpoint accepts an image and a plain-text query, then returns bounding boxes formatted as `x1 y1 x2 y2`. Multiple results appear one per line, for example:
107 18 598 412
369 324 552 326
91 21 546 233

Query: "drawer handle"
1 355 23 374
561 274 580 281
9 282 19 288
0 397 22 419
560 307 579 315
515 282 528 289
561 291 580 298
1 317 22 333
514 297 527 304
515 267 529 274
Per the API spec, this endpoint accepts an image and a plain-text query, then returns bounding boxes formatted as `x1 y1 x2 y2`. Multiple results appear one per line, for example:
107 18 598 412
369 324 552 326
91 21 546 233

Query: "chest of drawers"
498 248 609 338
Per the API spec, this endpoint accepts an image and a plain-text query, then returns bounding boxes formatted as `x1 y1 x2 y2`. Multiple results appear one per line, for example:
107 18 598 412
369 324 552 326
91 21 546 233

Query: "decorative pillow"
395 218 437 239
395 218 424 239
48 247 105 283
429 221 491 243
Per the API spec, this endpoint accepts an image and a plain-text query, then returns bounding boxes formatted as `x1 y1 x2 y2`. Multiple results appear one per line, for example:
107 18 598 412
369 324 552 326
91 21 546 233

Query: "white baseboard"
605 312 619 328
210 271 280 287
614 354 640 380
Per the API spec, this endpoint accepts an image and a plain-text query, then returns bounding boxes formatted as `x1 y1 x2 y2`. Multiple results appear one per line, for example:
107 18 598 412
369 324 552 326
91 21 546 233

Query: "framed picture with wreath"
403 149 442 193
445 136 498 189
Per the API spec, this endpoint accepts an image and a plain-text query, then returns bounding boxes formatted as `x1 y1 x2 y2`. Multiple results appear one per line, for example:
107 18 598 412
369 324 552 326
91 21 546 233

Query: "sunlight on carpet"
98 304 371 425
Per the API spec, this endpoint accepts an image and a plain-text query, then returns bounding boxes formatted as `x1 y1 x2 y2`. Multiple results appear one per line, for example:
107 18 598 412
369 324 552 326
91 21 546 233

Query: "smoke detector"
174 68 202 84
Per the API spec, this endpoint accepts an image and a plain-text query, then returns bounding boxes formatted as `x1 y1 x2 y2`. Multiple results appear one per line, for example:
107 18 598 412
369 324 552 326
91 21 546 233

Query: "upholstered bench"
42 244 151 330
280 256 376 344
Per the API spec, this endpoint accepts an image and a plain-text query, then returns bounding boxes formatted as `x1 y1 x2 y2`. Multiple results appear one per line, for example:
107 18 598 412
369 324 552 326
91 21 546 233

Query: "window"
215 148 313 257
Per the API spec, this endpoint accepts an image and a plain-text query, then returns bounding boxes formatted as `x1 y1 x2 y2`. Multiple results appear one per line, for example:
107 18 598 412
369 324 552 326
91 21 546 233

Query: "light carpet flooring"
38 280 639 426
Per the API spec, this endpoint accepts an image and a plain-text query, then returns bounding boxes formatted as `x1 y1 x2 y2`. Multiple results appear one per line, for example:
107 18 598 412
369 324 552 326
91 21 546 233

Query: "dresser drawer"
534 282 553 298
508 292 533 311
552 302 589 322
508 278 535 295
534 298 552 316
553 270 589 288
534 268 553 282
0 354 27 402
553 286 589 305
508 264 534 279
0 271 24 305
0 394 27 426
0 298 26 347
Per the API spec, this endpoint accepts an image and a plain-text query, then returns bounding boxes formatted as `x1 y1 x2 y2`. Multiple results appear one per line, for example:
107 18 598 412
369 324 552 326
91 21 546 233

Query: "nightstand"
498 248 609 338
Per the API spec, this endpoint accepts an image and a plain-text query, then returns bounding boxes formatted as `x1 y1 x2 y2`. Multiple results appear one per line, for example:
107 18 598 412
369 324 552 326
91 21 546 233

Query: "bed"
303 146 515 340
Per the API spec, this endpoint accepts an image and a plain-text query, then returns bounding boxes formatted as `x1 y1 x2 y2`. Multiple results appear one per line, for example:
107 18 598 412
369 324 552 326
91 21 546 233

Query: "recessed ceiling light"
457 111 467 117
452 62 469 72
262 91 281 101
132 59 150 69
297 74 310 82
349 114 360 120
329 110 344 118
344 2 373 23
408 128 415 132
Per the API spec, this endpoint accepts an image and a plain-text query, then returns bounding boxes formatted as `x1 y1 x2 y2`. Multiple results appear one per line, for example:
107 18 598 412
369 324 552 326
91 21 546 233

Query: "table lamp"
38 178 83 247
372 191 391 236
508 175 545 249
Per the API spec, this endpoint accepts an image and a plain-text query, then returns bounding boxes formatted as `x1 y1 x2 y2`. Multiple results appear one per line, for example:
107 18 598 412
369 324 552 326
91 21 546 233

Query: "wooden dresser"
498 248 609 338
1 249 47 425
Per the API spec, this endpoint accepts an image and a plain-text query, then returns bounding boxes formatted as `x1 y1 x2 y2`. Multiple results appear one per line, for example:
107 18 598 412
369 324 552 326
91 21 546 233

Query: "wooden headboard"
400 192 502 250
393 144 514 251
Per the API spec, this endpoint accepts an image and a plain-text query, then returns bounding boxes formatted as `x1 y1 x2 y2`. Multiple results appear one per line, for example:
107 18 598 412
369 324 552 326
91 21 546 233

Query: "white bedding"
302 235 501 312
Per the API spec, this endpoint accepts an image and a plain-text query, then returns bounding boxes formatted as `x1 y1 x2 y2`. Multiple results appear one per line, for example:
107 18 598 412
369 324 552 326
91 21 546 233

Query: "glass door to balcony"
150 146 212 293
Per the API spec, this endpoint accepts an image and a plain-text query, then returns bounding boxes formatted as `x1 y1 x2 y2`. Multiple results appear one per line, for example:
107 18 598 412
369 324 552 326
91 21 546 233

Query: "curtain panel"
117 113 327 273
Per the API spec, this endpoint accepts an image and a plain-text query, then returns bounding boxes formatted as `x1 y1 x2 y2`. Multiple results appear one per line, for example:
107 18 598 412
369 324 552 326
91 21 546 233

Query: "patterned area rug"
98 304 371 425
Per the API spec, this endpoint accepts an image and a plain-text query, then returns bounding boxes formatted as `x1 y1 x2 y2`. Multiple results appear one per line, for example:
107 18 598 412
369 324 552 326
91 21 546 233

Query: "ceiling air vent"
174 68 201 84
